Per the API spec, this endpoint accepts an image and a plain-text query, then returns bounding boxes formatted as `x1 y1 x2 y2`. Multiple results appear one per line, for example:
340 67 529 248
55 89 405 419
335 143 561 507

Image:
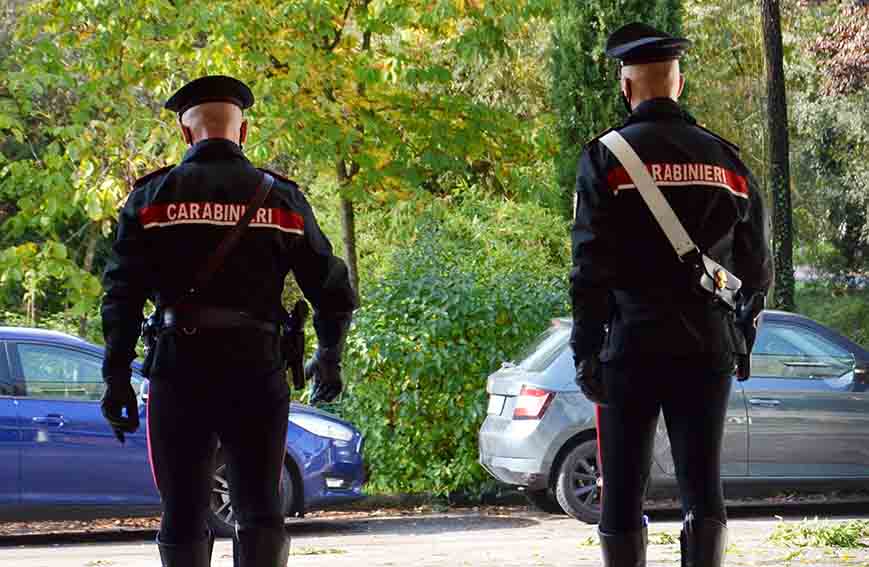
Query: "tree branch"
323 0 354 52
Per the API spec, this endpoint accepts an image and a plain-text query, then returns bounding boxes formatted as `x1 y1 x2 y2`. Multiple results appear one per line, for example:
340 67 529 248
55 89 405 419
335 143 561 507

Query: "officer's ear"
177 115 193 146
676 74 686 99
621 77 632 104
239 119 248 146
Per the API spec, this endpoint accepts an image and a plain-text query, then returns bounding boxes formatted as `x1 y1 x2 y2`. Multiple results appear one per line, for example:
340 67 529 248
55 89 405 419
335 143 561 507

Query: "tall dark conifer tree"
762 0 795 311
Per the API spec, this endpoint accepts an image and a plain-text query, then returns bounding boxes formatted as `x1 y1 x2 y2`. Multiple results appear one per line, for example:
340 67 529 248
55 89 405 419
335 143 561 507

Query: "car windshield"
515 323 571 372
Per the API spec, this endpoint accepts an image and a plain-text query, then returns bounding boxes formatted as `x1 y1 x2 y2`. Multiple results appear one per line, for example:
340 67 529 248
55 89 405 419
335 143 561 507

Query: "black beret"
164 75 254 116
605 22 690 65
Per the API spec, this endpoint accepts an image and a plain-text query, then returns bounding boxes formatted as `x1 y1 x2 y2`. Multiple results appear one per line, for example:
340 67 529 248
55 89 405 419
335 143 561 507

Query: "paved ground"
1 509 868 566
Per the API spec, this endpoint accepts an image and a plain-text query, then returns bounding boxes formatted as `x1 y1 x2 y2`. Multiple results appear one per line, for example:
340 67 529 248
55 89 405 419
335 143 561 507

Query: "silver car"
478 310 869 523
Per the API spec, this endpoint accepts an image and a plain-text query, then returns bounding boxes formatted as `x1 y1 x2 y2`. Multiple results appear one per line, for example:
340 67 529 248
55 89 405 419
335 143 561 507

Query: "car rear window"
515 324 571 372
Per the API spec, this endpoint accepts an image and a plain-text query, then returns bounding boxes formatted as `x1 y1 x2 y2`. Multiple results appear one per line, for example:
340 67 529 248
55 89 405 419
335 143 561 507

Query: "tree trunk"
340 196 359 295
79 222 99 336
337 160 360 295
761 0 795 311
332 12 370 298
25 293 35 325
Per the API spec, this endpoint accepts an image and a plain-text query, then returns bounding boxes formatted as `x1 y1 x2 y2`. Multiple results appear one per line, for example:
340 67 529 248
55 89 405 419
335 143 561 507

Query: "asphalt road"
2 508 869 567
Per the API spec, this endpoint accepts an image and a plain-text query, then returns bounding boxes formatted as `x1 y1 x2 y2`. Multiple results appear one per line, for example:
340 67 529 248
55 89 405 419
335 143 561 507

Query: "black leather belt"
162 307 278 334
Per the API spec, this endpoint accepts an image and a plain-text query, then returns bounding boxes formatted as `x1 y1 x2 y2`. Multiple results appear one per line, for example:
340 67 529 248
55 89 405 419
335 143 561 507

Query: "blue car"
0 326 365 536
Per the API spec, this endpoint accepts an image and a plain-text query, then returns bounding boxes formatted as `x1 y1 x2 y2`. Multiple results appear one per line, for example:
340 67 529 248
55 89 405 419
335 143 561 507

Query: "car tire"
554 438 601 524
525 488 567 515
208 451 294 539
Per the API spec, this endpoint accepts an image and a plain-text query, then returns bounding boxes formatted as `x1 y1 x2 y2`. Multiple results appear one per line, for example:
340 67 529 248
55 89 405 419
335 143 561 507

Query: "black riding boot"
232 526 290 567
680 515 727 567
599 527 647 567
157 530 214 567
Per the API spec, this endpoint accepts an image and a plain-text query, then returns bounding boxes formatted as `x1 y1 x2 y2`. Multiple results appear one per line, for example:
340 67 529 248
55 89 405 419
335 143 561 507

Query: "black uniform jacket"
101 138 357 380
570 98 772 366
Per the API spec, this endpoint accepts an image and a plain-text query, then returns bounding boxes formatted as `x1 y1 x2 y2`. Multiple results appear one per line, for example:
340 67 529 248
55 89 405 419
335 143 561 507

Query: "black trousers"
146 329 290 544
597 355 733 534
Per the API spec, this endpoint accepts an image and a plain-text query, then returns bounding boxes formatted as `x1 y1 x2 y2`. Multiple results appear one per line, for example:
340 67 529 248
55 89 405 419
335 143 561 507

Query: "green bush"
795 285 869 347
339 191 569 495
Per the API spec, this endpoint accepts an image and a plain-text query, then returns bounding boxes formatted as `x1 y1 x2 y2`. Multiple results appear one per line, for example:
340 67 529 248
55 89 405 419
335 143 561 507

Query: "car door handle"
32 414 65 426
749 398 781 408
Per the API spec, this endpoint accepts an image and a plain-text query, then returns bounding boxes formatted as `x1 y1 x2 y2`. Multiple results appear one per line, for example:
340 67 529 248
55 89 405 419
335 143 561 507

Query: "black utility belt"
162 306 278 334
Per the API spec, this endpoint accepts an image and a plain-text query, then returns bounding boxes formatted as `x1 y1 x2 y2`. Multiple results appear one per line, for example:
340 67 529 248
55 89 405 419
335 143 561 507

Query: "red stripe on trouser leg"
146 394 159 491
278 412 285 495
596 403 604 507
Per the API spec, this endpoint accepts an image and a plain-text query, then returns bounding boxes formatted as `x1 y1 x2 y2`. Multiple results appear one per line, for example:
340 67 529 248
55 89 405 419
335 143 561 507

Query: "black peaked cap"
605 22 690 65
164 75 254 116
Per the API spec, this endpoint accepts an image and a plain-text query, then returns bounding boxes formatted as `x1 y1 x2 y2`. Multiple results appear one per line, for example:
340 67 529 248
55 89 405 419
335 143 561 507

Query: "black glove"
575 356 608 406
306 348 343 405
101 378 140 444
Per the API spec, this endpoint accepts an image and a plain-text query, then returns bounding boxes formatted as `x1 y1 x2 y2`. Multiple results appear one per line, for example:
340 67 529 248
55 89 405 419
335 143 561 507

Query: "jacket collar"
181 138 247 164
626 97 696 126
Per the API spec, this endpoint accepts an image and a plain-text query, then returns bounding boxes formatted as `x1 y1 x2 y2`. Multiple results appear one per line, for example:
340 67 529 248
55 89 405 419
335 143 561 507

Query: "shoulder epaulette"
585 126 617 148
695 124 740 153
257 167 297 187
133 165 175 189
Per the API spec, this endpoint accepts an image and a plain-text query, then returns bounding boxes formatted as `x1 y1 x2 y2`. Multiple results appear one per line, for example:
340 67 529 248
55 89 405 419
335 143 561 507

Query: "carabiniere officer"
100 75 356 567
569 24 772 567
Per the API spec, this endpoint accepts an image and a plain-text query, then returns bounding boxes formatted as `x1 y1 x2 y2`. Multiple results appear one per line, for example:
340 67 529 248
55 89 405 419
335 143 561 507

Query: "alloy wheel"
571 452 601 509
554 438 602 523
211 463 234 526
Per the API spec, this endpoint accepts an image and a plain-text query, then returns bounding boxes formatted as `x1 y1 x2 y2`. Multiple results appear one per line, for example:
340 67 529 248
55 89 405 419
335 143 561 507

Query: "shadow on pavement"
0 529 159 548
0 514 539 547
287 513 539 539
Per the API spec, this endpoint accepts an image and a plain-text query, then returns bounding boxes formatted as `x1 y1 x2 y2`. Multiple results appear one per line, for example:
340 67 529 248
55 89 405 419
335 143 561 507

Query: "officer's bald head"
178 102 247 146
620 60 685 109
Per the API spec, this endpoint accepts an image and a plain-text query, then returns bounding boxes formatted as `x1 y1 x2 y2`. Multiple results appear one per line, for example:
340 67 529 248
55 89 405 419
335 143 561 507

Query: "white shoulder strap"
598 130 697 259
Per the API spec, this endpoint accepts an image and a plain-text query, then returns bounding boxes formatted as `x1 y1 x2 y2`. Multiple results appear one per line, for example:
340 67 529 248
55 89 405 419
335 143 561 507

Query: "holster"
281 300 310 390
140 311 162 378
734 291 766 379
735 292 765 348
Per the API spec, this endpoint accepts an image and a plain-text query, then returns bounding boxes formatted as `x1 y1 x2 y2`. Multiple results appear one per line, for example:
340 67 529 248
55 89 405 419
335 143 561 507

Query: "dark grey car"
478 311 869 523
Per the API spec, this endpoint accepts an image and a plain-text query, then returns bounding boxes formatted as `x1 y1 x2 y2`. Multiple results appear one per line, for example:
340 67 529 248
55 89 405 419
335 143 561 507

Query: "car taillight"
513 386 554 420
